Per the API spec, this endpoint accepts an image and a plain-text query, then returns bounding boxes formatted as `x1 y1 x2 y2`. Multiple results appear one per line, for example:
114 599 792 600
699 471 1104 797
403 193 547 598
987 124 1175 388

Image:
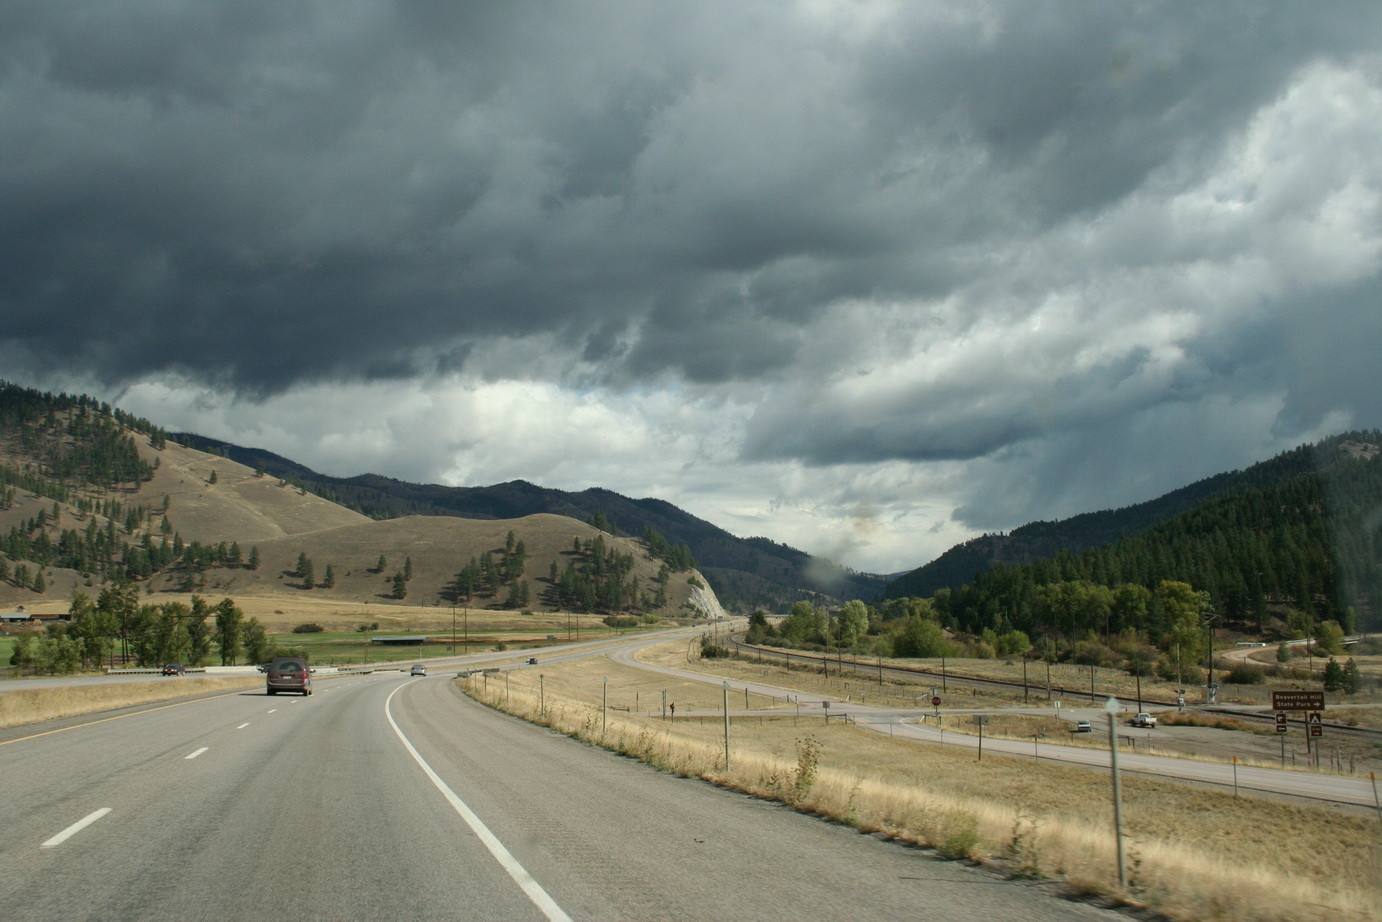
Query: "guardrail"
106 667 209 674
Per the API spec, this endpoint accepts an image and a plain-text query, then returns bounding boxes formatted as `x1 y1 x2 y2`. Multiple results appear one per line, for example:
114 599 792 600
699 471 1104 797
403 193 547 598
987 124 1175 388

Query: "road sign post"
722 681 731 771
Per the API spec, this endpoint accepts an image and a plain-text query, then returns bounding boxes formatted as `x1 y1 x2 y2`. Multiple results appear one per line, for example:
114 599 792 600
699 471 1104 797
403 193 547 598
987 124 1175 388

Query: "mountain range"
175 433 889 610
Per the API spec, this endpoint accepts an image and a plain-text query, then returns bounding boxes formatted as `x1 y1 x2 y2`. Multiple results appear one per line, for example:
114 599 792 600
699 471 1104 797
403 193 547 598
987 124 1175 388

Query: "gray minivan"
266 657 312 696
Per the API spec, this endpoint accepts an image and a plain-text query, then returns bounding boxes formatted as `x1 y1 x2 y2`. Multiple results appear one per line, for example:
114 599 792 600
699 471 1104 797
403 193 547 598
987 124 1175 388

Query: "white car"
1131 712 1157 728
410 664 427 676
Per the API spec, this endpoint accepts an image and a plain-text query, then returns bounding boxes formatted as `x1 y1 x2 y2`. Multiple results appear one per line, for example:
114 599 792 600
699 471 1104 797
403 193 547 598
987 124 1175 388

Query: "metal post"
977 718 984 761
1232 756 1239 798
1104 697 1127 889
722 681 731 771
661 689 667 721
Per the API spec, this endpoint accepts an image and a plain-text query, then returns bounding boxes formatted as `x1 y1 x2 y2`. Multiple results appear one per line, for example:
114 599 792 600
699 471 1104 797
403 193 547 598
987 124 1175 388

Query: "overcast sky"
3 1 1380 574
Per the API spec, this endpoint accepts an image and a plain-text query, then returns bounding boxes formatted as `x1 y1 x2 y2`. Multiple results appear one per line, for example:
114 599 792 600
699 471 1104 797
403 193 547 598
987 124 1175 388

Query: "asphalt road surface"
0 671 1121 922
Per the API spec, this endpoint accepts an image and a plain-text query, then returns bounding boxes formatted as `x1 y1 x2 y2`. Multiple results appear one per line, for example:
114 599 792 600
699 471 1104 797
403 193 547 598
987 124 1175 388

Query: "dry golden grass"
0 677 260 729
467 655 1382 922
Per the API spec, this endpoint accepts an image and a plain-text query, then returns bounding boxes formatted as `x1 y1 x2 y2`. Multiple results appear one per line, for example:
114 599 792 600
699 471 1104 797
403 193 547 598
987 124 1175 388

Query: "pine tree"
1322 657 1345 692
391 571 408 599
1341 658 1363 694
321 564 336 589
296 552 314 589
248 546 261 571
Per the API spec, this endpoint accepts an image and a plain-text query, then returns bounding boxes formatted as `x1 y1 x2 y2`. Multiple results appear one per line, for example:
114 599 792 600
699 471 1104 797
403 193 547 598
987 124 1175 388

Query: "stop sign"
931 696 941 706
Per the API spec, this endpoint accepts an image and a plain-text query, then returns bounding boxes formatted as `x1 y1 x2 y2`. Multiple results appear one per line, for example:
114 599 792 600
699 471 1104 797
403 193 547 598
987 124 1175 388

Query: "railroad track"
722 634 1380 741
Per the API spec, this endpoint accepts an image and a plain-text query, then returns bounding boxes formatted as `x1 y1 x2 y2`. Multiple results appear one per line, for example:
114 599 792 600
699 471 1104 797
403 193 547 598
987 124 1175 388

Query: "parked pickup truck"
1131 712 1157 728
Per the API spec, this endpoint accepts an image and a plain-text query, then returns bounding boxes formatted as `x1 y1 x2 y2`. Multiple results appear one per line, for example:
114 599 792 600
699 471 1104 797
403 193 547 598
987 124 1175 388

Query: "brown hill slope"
2 416 722 621
128 440 371 542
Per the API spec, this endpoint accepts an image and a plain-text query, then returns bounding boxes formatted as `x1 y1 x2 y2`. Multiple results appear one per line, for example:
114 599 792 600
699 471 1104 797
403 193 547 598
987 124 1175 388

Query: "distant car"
410 664 427 676
1073 719 1093 733
1131 712 1157 728
526 657 538 665
266 656 312 696
161 663 185 676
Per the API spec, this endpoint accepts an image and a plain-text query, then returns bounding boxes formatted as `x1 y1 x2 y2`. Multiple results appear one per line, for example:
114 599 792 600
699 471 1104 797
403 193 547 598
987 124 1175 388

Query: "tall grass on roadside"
464 676 1381 922
0 677 261 729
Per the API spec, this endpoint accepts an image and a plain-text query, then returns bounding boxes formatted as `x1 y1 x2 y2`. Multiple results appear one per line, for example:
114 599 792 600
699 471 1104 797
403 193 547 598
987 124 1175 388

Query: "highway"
0 668 1120 922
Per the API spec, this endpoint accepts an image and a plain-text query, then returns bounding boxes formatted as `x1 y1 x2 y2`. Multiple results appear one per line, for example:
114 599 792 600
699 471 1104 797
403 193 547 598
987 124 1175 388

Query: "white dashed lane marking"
41 808 111 849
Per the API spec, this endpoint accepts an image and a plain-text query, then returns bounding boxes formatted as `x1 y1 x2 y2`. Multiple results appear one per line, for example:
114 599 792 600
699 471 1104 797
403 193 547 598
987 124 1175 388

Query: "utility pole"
1204 613 1218 705
1104 697 1127 889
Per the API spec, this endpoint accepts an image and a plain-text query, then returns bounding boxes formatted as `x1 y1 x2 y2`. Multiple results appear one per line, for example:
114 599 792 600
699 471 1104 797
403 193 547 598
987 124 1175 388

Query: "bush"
603 615 640 629
938 811 980 860
1223 662 1264 684
291 622 325 634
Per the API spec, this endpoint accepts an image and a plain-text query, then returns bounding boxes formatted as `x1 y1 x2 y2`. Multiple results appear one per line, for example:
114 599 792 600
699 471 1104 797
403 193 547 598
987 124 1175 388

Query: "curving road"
606 636 1381 809
0 668 1120 922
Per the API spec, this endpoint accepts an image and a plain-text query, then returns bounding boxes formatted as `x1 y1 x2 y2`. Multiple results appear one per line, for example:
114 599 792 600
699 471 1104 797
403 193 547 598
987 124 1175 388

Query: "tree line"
7 587 298 675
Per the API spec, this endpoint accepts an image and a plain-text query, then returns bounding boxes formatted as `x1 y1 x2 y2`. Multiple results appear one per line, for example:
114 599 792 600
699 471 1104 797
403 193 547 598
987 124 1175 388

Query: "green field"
268 625 652 666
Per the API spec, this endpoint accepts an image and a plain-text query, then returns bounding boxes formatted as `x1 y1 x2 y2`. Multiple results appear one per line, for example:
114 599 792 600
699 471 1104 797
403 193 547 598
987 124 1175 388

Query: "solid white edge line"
185 747 208 760
384 681 573 922
41 808 112 849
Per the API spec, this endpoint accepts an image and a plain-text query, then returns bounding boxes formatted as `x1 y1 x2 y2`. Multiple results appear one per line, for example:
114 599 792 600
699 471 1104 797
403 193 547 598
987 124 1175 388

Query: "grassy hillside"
0 383 720 622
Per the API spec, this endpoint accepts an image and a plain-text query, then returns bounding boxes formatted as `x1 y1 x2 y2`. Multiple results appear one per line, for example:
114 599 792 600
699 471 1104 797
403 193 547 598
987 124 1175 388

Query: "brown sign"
1308 711 1323 737
1275 712 1288 733
1272 691 1324 710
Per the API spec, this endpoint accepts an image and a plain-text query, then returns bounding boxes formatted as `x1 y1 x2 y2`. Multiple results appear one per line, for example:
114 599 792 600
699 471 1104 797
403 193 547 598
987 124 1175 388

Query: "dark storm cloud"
1 0 1378 481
